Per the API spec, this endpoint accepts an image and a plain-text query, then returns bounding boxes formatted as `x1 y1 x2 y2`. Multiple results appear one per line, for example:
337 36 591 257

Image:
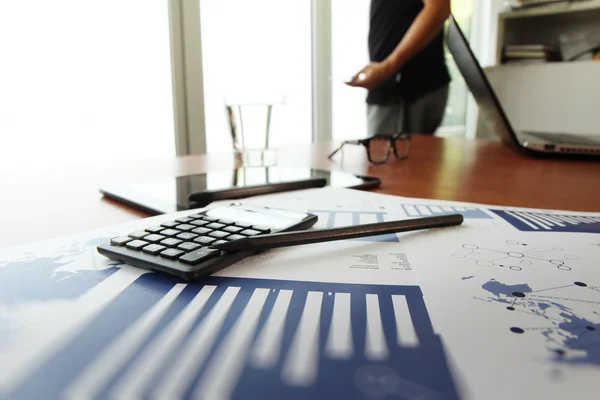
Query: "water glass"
225 94 286 167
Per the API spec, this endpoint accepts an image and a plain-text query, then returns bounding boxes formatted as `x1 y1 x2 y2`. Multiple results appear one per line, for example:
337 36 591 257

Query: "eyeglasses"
327 133 412 164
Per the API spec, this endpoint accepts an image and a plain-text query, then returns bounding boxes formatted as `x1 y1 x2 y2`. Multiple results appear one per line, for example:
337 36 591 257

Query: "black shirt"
367 0 450 104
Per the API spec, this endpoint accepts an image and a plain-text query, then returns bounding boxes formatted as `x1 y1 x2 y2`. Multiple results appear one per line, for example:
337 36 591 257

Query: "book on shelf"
504 50 548 58
502 43 561 63
507 0 570 9
502 58 550 65
505 44 556 53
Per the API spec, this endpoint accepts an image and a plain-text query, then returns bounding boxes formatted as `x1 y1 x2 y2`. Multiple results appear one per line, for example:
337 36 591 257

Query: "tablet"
100 167 381 215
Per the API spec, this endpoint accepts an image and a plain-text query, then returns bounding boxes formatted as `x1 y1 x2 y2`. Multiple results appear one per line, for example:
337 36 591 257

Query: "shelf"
491 2 600 136
496 1 600 64
499 0 600 20
491 59 598 71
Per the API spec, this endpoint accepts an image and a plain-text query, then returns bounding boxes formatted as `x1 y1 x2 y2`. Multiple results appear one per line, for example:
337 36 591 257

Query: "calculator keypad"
161 238 183 247
129 231 149 240
179 248 221 265
223 226 243 234
176 232 198 241
126 240 148 250
98 205 317 281
110 236 131 246
108 214 268 265
178 242 202 252
144 234 166 243
160 248 185 260
194 236 216 245
142 244 166 255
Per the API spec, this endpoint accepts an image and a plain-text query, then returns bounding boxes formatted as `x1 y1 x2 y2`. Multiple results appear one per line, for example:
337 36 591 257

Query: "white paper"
1 186 599 399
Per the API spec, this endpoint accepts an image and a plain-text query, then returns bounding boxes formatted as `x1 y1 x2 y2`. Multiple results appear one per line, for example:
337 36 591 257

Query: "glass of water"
225 93 286 167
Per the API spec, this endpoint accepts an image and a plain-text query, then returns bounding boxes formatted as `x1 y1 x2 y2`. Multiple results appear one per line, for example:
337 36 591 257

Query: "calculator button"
226 234 246 242
144 234 166 243
161 238 183 248
223 226 243 234
175 217 194 223
208 231 230 239
211 240 228 246
190 219 210 227
206 222 226 230
192 227 211 235
178 242 202 252
240 229 262 236
126 240 149 250
129 231 149 240
110 236 132 246
202 216 219 222
234 222 252 228
175 224 195 232
188 213 204 219
250 226 271 233
161 221 180 228
160 229 181 237
160 248 185 260
194 236 216 245
217 219 234 225
145 226 164 233
179 248 220 265
176 232 198 241
142 244 166 255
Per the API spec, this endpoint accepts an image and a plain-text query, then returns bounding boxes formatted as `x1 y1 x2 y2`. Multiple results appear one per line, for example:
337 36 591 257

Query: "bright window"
200 0 312 153
439 0 473 133
0 0 175 168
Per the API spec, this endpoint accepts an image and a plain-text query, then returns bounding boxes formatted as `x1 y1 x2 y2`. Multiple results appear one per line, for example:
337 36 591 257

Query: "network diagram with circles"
453 240 580 272
479 279 600 366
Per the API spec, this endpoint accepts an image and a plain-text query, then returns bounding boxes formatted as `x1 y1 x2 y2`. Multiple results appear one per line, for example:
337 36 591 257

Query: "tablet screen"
100 167 380 214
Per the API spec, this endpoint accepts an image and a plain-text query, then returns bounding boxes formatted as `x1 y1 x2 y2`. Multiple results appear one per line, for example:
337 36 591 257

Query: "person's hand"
345 62 395 90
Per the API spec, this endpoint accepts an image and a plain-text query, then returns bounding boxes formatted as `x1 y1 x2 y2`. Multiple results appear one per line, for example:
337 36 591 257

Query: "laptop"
447 16 600 159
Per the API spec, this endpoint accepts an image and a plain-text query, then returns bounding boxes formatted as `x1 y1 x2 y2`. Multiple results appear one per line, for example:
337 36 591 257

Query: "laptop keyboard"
525 131 600 146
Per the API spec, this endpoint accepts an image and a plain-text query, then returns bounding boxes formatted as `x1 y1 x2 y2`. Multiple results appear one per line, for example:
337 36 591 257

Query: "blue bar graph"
491 210 600 234
8 275 460 400
401 204 492 219
309 209 399 242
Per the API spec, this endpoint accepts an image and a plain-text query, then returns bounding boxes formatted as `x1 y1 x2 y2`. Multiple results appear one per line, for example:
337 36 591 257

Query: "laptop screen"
446 16 519 146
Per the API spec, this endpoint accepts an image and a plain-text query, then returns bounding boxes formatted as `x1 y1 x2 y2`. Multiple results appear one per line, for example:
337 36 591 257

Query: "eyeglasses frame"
327 132 412 164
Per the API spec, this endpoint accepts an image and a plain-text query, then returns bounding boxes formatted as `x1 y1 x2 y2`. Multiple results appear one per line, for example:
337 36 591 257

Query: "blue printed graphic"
0 237 121 352
310 209 399 242
402 205 492 219
0 237 120 305
491 209 600 234
480 279 600 366
453 240 581 272
8 276 460 400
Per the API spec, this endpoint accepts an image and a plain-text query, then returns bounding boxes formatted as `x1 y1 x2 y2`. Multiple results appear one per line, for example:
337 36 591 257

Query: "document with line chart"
1 187 599 399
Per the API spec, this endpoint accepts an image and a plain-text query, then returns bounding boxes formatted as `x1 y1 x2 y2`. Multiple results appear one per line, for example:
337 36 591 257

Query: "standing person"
347 0 452 136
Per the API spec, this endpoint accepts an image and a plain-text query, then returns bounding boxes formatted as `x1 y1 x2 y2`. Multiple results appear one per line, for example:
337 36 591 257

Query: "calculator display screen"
205 204 310 229
100 167 380 215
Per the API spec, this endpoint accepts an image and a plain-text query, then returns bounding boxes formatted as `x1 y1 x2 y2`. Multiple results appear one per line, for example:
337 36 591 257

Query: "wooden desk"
2 136 598 249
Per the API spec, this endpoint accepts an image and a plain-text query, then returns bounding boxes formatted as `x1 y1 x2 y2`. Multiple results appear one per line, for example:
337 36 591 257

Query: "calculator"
97 203 318 281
